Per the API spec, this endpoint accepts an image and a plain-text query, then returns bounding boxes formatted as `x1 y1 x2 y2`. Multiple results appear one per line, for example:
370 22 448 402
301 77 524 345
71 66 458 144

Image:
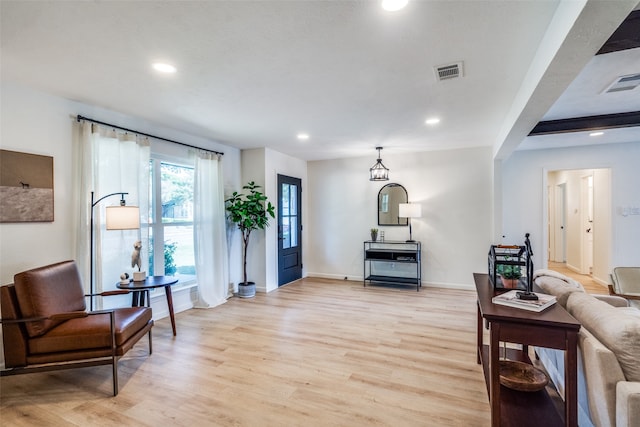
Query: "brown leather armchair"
1 260 153 396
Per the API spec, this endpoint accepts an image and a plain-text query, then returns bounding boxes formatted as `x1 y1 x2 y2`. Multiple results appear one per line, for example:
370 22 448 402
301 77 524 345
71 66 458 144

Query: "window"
148 159 196 284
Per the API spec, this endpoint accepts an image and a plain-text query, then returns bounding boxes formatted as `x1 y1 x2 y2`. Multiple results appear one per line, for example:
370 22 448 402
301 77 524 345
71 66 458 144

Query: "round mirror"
378 183 408 226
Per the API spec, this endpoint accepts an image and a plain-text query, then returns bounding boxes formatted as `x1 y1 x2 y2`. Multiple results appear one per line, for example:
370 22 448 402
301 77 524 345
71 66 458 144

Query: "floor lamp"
398 203 422 243
90 191 140 310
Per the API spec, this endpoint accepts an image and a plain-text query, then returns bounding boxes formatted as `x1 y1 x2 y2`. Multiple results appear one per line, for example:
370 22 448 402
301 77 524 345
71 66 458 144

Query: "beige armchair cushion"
567 292 640 383
612 267 640 295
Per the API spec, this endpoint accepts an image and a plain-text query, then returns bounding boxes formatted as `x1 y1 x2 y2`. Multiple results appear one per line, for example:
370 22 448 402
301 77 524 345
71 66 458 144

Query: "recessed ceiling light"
589 131 604 137
152 63 177 73
297 133 310 141
382 0 408 12
425 117 440 125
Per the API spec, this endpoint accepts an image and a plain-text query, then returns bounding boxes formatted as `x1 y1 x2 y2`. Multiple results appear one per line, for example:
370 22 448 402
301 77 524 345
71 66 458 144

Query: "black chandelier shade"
370 147 389 181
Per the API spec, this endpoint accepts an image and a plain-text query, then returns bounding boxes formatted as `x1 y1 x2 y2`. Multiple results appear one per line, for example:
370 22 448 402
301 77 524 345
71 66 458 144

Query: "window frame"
148 154 196 287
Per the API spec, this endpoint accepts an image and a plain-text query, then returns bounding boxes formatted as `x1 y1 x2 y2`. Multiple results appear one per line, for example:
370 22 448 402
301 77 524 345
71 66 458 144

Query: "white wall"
0 81 241 308
307 147 494 289
237 147 307 293
501 142 640 279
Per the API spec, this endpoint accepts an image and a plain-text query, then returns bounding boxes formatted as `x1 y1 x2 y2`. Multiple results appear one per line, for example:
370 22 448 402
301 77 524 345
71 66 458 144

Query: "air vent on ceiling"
434 62 464 81
602 73 640 93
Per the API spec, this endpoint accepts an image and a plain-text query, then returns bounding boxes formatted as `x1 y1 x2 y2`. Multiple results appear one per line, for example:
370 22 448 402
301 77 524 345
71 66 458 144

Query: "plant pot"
237 282 256 298
371 232 378 242
500 276 520 289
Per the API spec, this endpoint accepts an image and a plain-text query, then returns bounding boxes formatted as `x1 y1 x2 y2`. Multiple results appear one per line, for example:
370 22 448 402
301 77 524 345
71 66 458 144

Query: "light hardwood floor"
547 261 609 295
1 278 491 426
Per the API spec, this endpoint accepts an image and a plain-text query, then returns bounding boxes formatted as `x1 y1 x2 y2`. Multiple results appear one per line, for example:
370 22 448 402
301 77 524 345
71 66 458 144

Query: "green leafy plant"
164 241 177 276
497 259 522 279
225 181 275 284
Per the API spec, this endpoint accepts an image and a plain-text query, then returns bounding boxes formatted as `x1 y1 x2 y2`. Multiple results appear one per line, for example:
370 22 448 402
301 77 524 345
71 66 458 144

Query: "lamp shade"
105 206 140 230
398 203 422 218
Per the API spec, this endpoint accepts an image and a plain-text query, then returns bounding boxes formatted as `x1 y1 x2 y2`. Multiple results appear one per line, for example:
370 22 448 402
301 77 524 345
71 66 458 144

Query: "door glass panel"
290 217 297 247
282 184 290 216
290 184 297 215
283 216 290 249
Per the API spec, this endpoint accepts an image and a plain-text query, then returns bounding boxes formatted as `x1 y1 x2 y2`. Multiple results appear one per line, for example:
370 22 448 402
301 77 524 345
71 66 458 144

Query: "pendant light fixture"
369 147 389 181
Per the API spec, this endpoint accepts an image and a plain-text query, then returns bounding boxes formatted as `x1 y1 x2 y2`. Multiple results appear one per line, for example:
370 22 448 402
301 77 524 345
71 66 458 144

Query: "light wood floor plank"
1 278 491 426
547 261 609 294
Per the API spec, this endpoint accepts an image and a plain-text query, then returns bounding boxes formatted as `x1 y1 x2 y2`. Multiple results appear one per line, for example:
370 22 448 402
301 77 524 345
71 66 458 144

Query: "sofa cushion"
533 270 584 308
567 292 640 382
14 260 86 338
617 382 640 427
579 326 625 427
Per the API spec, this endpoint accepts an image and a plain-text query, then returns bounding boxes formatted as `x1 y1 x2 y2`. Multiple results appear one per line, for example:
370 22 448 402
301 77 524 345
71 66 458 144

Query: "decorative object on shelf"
369 147 389 181
370 228 378 241
488 233 538 298
119 272 130 285
499 360 549 392
497 258 522 288
378 183 408 226
492 289 556 312
90 191 140 310
131 240 146 281
398 203 422 242
225 181 275 298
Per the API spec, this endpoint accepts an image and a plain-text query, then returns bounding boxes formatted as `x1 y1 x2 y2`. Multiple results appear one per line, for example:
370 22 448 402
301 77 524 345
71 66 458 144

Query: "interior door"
554 183 566 262
278 174 302 286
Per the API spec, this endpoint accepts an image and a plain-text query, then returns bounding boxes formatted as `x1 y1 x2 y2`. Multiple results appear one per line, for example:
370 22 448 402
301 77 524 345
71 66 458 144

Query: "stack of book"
492 290 557 312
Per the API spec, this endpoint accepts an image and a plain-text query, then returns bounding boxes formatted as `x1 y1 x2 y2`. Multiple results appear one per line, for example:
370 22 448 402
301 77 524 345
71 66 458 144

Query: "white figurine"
119 272 130 285
131 240 142 271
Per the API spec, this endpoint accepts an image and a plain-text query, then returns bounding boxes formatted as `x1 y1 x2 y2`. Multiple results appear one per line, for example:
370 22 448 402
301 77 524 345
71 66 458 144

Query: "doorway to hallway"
546 168 611 286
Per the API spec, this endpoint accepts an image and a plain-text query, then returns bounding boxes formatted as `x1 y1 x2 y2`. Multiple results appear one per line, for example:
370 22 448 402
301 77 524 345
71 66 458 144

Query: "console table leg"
489 323 501 427
565 331 578 427
477 303 482 364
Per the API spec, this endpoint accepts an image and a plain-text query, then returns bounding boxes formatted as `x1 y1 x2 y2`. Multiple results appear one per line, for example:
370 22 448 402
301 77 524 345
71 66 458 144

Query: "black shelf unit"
363 240 422 291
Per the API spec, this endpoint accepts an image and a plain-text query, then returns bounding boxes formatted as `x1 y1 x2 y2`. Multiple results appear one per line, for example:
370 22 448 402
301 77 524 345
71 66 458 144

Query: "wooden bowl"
499 360 549 392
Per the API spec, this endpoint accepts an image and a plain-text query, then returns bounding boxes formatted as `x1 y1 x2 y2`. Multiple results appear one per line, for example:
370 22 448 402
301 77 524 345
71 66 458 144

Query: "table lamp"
398 203 421 242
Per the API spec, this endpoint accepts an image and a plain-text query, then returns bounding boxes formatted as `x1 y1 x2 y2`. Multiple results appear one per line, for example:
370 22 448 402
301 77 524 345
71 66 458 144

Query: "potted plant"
497 261 522 289
225 181 275 298
370 228 378 241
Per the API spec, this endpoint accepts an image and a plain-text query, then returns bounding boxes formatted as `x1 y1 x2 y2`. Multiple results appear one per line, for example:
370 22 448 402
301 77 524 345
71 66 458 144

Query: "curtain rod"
76 115 224 156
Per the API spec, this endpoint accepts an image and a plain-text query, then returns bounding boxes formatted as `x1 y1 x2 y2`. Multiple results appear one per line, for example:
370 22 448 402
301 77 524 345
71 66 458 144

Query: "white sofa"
533 270 640 427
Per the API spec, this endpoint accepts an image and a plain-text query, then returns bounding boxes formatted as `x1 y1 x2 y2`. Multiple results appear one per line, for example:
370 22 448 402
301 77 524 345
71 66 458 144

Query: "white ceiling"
1 1 638 161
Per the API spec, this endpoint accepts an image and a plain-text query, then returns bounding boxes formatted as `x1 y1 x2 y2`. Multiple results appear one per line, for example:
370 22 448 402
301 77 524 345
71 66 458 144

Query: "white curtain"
73 121 150 308
193 150 228 308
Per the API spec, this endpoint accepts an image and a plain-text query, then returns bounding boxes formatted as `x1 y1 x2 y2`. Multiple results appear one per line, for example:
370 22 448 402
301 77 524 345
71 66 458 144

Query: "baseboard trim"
305 273 475 291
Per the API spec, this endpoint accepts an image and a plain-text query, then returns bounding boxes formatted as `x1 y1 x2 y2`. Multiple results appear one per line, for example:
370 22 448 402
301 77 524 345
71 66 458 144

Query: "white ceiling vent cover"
434 62 464 81
603 73 640 93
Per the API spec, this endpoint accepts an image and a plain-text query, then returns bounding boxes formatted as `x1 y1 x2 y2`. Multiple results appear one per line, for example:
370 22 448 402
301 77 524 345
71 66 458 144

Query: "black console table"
363 240 421 291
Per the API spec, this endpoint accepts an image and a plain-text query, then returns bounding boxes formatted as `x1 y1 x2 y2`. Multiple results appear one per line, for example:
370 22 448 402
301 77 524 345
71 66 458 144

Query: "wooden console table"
474 273 580 427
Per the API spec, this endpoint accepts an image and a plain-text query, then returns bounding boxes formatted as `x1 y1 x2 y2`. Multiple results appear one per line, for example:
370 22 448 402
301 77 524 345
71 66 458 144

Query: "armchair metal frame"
1 290 152 396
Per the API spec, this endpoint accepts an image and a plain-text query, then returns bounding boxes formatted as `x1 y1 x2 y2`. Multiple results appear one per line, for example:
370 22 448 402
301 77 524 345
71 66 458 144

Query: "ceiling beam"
528 111 640 136
596 9 640 54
